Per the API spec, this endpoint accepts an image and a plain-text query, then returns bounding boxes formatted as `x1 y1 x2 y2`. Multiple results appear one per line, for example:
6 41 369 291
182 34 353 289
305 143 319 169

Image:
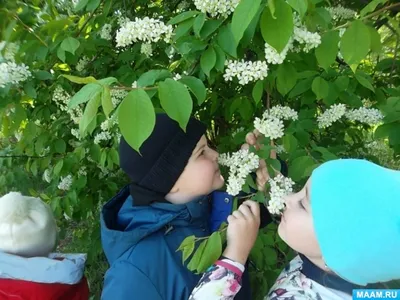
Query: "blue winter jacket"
101 186 233 300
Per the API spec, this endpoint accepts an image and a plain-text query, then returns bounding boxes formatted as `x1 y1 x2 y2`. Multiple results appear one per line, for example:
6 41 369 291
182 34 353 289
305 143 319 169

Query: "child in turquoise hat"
189 159 400 299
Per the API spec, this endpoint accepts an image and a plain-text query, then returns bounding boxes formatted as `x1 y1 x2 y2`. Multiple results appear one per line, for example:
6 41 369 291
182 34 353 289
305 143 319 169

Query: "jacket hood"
0 252 86 284
101 186 209 264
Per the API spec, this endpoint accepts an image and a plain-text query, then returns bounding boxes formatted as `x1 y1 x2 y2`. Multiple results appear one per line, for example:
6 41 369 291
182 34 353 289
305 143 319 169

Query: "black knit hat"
119 113 207 205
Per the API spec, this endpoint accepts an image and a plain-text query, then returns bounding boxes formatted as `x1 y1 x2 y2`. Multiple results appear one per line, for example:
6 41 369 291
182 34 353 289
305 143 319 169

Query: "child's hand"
242 129 276 191
223 200 260 265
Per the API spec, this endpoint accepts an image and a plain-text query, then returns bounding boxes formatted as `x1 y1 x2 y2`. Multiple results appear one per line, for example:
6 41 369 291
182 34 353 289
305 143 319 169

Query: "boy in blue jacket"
101 113 271 300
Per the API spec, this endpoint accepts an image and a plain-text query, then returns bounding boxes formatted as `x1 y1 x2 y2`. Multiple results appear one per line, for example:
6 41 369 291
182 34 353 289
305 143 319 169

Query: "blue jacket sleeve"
101 261 163 300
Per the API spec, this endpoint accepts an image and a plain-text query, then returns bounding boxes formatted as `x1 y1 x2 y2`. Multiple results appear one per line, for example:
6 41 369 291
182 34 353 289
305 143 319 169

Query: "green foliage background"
0 0 399 298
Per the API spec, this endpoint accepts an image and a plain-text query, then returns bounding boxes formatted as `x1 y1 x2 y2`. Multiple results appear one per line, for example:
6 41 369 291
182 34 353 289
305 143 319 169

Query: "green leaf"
86 0 100 11
54 139 66 154
231 0 262 44
217 25 237 58
34 71 53 80
97 77 119 86
109 148 120 165
214 45 226 72
335 76 349 92
355 73 375 92
57 47 66 62
200 46 216 77
179 76 207 105
197 232 222 273
287 0 308 19
60 37 80 55
74 0 89 11
241 5 264 47
368 26 382 53
24 81 37 99
137 69 171 87
289 156 316 181
200 19 224 39
315 31 340 71
79 95 100 137
193 13 206 37
54 160 63 176
68 83 103 109
252 191 266 204
340 20 370 72
102 86 113 117
252 80 264 104
312 77 329 100
177 235 196 264
187 239 207 272
62 75 97 84
159 79 193 131
30 160 38 177
282 134 298 153
174 19 195 41
277 62 297 96
268 0 276 18
260 0 294 53
168 11 199 25
118 89 156 153
288 77 314 98
360 0 388 17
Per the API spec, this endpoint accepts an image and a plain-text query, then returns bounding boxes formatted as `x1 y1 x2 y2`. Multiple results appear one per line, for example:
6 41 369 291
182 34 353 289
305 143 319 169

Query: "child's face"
278 178 322 258
166 135 225 204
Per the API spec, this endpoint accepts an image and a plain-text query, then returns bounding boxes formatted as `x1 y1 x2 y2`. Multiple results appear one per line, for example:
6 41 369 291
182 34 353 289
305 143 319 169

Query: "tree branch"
13 14 48 47
333 3 400 31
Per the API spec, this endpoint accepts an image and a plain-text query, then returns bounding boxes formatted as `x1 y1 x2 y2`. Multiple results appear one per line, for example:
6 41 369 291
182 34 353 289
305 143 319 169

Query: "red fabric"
0 277 89 300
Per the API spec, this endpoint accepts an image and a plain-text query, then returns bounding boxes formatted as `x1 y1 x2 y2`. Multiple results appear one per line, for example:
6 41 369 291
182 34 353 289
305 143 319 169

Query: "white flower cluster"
71 128 80 140
78 166 87 177
0 62 31 88
100 24 113 40
111 89 128 107
115 17 173 48
219 149 260 196
327 5 356 21
141 43 153 57
267 174 295 215
232 127 245 137
0 41 19 61
100 113 118 132
363 140 400 170
193 0 240 18
346 107 383 125
52 86 83 124
275 144 286 154
58 175 73 191
293 27 321 52
224 60 269 85
94 131 112 144
318 104 384 128
254 106 298 140
264 38 293 65
76 56 90 72
317 103 347 128
269 105 299 121
173 71 188 81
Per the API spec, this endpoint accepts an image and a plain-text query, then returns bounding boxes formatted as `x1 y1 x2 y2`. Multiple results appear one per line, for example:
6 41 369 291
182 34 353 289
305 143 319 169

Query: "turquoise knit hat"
311 159 400 286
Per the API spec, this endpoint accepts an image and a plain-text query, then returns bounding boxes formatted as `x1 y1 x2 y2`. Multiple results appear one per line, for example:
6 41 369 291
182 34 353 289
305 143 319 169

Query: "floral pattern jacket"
189 256 352 300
